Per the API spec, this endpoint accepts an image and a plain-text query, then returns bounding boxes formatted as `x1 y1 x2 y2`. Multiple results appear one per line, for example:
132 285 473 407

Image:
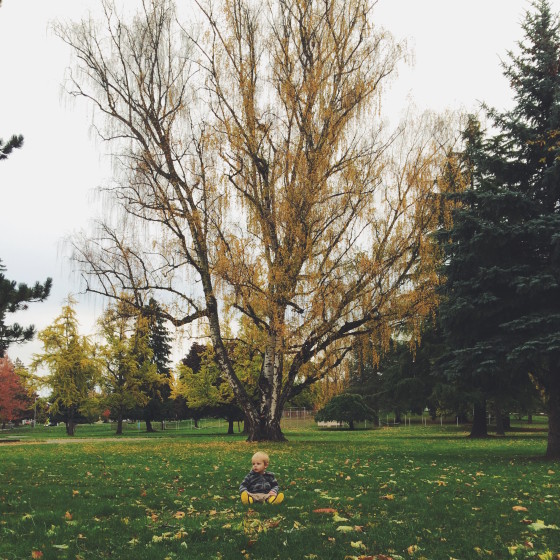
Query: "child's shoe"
241 491 253 505
266 492 284 505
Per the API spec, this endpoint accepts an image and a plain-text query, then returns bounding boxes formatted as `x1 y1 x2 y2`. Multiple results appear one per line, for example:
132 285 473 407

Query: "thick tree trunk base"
246 418 286 442
146 419 155 433
495 406 505 437
469 400 488 438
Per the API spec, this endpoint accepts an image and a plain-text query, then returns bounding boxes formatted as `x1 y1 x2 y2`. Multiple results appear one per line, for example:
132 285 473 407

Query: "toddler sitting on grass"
239 451 284 505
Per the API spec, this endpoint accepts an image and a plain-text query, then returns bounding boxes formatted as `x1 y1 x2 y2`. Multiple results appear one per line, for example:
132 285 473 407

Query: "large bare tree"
58 0 453 440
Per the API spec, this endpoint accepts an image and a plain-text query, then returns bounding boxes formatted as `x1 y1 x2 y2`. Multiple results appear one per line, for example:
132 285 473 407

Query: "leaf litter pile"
1 427 559 559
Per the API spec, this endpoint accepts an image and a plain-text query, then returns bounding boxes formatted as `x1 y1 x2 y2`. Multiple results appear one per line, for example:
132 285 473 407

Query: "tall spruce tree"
141 299 173 431
438 118 529 437
440 1 560 455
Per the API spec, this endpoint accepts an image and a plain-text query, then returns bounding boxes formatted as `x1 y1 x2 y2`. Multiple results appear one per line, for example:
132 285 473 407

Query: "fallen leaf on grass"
173 511 185 519
313 508 337 514
64 512 72 520
31 551 43 559
407 544 419 555
333 514 349 522
527 520 559 531
350 540 366 550
380 494 395 501
337 525 355 533
512 506 528 512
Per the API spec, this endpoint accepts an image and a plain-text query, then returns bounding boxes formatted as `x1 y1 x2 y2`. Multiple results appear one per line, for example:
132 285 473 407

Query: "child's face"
252 457 268 474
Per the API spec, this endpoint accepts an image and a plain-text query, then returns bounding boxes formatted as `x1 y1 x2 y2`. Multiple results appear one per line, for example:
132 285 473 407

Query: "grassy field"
1 423 559 560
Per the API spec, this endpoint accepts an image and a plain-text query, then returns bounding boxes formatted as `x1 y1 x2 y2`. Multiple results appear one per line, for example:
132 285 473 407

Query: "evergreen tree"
439 1 560 454
172 342 206 426
438 118 527 437
0 134 23 161
135 299 173 431
0 259 52 357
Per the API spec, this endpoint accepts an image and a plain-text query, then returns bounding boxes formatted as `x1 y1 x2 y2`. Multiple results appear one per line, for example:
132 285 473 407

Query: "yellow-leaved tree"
32 299 99 436
60 0 455 440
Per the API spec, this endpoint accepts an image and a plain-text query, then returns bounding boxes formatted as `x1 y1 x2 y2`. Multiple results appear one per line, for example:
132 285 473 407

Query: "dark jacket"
239 470 279 494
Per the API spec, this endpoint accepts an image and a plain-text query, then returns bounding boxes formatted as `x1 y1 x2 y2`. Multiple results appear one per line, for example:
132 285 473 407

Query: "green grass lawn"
1 424 559 560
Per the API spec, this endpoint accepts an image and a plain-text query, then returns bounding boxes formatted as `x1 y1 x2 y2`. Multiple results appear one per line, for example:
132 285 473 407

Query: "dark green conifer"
0 260 52 357
440 1 560 454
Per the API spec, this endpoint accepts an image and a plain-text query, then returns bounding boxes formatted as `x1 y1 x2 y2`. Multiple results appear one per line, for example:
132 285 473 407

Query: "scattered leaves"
527 520 559 531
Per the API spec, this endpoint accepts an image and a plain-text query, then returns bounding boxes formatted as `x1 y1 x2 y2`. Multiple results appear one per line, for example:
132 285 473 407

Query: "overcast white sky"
0 0 554 368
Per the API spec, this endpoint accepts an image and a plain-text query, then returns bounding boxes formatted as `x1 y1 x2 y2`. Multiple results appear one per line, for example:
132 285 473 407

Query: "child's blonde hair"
252 451 270 464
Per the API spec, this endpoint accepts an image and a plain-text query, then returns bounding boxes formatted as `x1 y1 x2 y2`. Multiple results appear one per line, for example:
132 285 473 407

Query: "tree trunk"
245 414 286 442
469 399 488 438
116 415 123 435
546 387 560 459
349 420 355 430
527 411 533 424
227 418 234 435
66 408 76 436
146 419 155 433
66 421 75 436
494 403 505 436
193 417 199 429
